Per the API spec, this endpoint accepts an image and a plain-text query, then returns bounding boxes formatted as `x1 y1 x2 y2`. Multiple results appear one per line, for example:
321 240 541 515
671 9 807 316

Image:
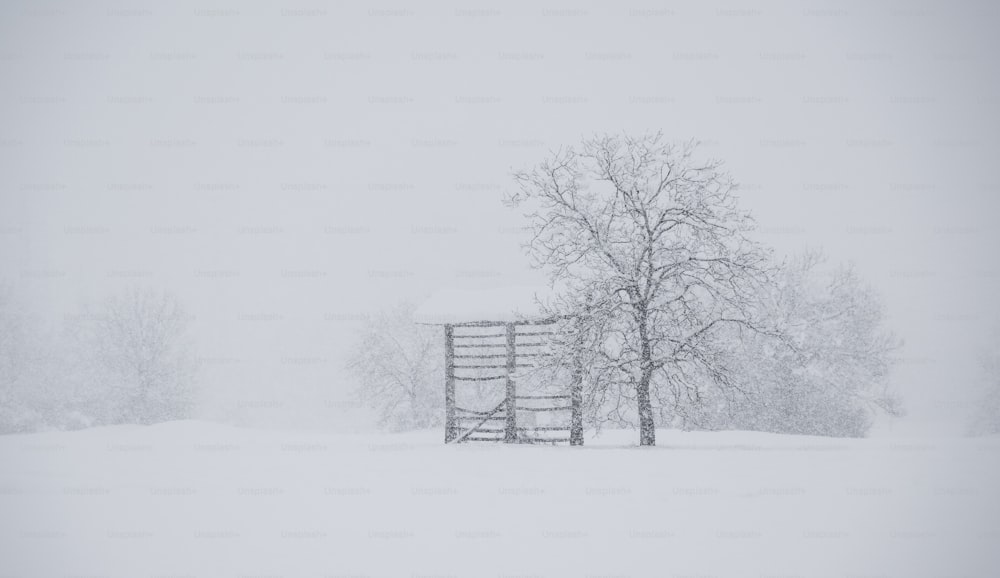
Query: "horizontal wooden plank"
454 344 508 349
447 321 509 328
515 406 573 412
524 426 572 431
446 318 562 328
513 342 547 347
454 364 534 369
463 437 505 442
454 354 507 359
457 416 505 421
516 395 570 400
455 406 502 416
516 331 556 336
452 335 506 341
520 437 570 443
453 375 506 382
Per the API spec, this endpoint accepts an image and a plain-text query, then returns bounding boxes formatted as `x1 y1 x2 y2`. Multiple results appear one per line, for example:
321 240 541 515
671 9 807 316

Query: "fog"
1 0 998 434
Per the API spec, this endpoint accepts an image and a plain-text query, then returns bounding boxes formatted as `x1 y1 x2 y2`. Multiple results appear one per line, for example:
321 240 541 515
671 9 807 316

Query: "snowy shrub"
683 252 902 437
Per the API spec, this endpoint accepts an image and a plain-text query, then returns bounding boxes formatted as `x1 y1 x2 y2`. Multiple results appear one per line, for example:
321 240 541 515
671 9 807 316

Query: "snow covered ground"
2 422 998 577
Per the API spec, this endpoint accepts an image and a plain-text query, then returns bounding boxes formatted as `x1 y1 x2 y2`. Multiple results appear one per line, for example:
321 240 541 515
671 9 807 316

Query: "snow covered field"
2 422 998 578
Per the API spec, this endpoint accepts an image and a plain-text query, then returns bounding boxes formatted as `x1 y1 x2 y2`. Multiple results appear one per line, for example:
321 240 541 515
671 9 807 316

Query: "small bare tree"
508 133 772 445
67 288 197 425
346 303 444 431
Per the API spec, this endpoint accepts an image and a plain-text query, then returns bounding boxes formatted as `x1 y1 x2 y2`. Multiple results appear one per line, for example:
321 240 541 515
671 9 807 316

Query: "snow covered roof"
414 285 552 325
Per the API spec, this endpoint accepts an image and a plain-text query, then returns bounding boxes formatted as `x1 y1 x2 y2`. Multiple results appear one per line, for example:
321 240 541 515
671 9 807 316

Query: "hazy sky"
1 0 997 433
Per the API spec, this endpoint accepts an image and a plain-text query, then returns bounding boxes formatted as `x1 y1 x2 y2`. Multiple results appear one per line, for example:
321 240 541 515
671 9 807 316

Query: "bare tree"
508 133 772 445
0 287 45 432
0 286 30 431
346 303 444 431
66 288 197 425
969 327 1000 436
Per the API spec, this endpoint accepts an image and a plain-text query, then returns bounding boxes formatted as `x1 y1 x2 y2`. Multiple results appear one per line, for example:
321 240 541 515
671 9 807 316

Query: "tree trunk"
636 369 656 446
636 303 656 446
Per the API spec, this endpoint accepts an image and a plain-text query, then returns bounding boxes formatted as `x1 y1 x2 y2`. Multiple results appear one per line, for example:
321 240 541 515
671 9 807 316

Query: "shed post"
504 322 517 443
444 324 456 443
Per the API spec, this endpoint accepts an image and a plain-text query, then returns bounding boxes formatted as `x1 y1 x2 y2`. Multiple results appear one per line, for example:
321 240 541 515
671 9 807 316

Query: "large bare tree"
508 133 772 445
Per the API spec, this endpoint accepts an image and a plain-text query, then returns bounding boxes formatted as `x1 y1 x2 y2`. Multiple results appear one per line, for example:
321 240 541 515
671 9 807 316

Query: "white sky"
1 0 997 433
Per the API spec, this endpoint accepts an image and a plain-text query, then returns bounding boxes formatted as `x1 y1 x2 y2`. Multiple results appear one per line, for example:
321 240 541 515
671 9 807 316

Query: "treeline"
0 287 197 434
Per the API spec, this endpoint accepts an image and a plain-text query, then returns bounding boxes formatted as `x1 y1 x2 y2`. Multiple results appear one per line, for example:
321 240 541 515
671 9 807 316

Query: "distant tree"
0 287 29 432
347 303 444 431
508 133 773 445
697 252 902 437
0 287 52 433
66 288 197 425
969 331 1000 436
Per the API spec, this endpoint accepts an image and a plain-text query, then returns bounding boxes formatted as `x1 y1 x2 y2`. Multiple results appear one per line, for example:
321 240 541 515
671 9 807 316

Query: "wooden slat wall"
442 318 583 446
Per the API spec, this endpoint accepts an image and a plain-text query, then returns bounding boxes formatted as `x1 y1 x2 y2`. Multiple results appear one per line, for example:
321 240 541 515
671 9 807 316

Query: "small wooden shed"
416 287 583 446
